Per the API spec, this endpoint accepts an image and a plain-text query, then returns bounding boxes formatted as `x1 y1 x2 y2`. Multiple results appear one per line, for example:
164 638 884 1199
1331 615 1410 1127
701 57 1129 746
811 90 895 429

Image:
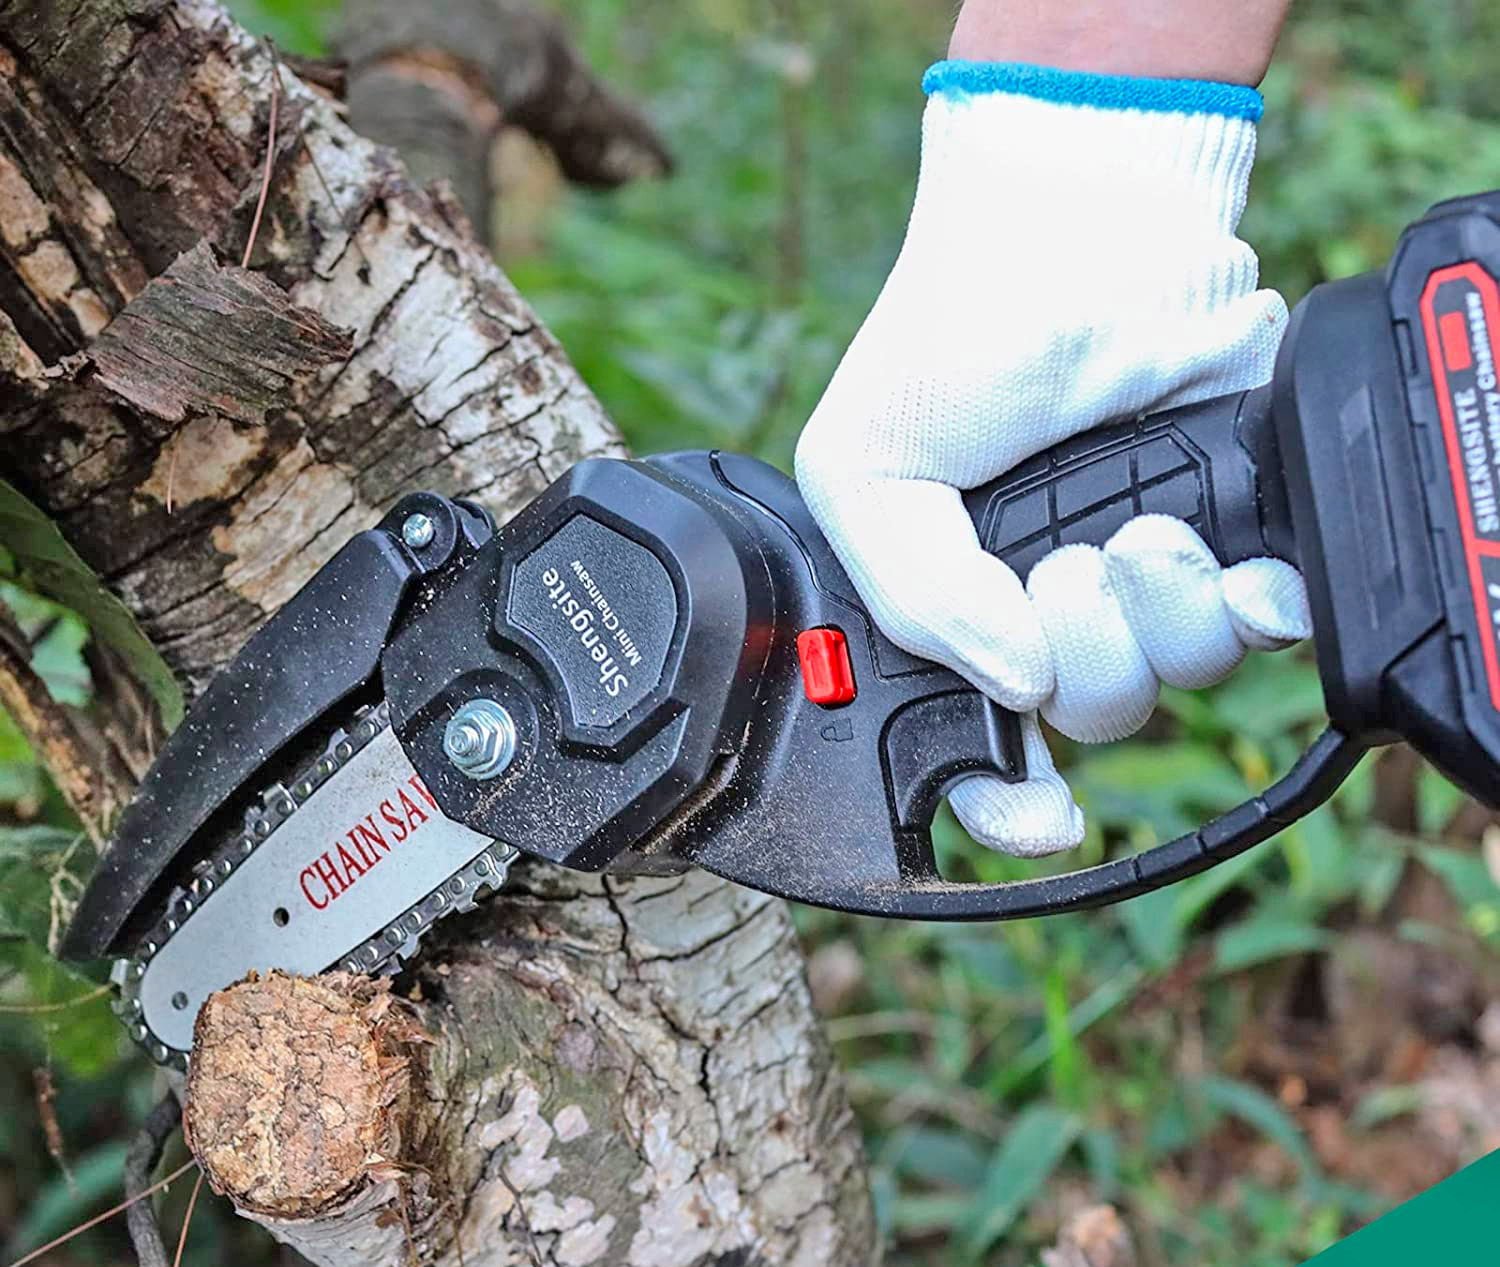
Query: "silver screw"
444 699 517 780
402 512 436 549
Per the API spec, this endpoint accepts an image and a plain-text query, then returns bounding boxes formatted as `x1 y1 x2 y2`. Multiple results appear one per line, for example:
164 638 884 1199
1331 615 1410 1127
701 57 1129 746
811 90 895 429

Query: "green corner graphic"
1304 1148 1500 1262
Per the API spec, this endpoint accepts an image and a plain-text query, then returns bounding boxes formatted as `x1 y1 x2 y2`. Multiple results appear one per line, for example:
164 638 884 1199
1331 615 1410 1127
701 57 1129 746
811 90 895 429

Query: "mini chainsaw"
63 192 1500 1063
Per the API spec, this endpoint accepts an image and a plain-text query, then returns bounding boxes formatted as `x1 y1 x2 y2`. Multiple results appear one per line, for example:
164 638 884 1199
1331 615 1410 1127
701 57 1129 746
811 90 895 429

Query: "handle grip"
667 382 1359 920
965 383 1288 577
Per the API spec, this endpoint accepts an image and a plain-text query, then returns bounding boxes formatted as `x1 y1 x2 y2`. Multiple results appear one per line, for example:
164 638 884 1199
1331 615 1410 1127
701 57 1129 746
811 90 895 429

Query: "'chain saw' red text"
298 776 440 910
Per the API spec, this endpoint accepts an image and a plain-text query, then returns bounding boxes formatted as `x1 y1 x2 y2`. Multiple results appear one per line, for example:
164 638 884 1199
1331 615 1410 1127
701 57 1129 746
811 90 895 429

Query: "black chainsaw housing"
381 453 1029 895
1272 191 1500 806
64 190 1500 958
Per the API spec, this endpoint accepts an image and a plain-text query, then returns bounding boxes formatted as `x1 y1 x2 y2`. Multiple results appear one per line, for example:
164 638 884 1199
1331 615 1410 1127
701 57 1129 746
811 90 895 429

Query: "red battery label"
1422 261 1500 712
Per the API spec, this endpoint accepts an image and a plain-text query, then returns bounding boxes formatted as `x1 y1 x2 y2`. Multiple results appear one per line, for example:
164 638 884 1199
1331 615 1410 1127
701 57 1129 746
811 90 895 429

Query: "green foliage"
961 1105 1083 1257
506 0 936 471
224 0 340 54
0 703 45 813
0 516 180 1256
510 4 1500 1261
0 581 90 709
0 825 86 944
0 478 183 728
6 1139 130 1257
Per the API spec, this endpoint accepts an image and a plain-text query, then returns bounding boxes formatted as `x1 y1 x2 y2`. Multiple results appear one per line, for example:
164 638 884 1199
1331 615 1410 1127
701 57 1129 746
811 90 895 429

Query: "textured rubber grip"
962 384 1285 577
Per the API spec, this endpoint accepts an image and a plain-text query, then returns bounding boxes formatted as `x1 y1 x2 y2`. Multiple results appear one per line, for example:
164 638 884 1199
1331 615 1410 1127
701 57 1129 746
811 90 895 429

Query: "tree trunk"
0 2 877 1263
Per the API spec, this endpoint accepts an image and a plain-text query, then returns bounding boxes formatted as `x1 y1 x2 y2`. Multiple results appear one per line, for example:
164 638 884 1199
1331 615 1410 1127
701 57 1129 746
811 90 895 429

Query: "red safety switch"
796 628 856 706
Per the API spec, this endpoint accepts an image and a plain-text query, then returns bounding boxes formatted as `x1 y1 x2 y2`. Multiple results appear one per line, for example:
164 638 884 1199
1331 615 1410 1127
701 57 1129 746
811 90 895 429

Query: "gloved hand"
796 61 1312 857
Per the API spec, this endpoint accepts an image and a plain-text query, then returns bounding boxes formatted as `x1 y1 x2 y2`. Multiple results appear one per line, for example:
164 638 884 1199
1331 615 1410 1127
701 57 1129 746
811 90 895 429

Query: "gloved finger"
796 470 1054 711
948 713 1084 857
1026 543 1157 743
1103 514 1244 690
1223 558 1311 650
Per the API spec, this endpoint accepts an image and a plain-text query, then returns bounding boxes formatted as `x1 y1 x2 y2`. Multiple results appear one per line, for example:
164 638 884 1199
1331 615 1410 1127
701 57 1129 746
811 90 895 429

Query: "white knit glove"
795 62 1311 857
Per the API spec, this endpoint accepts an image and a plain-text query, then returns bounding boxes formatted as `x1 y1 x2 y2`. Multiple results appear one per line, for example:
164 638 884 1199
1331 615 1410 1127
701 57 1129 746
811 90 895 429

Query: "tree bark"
0 2 877 1263
333 0 673 235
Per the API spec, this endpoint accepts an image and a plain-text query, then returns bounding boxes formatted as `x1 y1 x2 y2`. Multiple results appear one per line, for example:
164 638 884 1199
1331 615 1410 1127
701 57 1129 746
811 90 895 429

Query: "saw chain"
111 701 517 1067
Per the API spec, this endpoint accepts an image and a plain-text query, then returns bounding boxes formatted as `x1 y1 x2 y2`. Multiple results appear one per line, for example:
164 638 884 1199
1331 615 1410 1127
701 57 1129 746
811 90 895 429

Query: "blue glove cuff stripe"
922 60 1264 122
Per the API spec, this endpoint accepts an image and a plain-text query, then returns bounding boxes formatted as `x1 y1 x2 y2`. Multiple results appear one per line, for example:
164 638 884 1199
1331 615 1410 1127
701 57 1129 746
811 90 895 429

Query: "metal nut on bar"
443 699 517 780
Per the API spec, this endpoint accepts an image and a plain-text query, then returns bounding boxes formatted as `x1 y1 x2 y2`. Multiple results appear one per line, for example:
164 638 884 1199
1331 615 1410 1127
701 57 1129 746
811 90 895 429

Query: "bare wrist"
948 0 1293 87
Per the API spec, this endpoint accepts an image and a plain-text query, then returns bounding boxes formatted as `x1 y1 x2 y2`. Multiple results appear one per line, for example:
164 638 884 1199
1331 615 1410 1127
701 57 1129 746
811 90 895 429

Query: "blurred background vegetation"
6 1 1500 1263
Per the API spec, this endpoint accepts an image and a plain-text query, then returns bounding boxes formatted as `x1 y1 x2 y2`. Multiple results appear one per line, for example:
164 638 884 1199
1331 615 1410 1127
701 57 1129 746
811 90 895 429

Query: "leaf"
1214 915 1332 973
1351 1084 1424 1129
992 963 1148 1096
1194 1075 1321 1186
1080 1128 1120 1200
1416 843 1500 911
1072 741 1247 839
1044 967 1084 1107
0 706 44 812
1417 761 1470 835
224 0 341 55
1281 806 1360 904
867 1167 896 1244
934 1008 972 1083
4 1139 130 1257
0 581 91 706
1144 1089 1196 1159
0 824 87 949
1332 751 1377 818
888 1126 988 1189
938 925 1028 991
1357 847 1407 918
26 612 91 707
0 823 79 864
0 942 121 1077
1117 883 1185 968
891 1192 973 1237
1207 653 1326 740
0 478 182 728
853 1058 947 1098
961 1104 1082 1258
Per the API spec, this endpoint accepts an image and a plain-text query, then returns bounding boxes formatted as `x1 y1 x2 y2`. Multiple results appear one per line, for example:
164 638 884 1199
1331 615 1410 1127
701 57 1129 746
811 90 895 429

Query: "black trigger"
882 691 1027 830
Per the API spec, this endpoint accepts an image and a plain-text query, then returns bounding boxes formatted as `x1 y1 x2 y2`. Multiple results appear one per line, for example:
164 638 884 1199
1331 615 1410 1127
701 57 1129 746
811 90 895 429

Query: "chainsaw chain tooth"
111 701 514 1067
344 843 520 977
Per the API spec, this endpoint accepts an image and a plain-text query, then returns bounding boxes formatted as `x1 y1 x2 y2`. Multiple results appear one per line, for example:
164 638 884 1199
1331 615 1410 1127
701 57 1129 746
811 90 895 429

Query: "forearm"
949 0 1294 86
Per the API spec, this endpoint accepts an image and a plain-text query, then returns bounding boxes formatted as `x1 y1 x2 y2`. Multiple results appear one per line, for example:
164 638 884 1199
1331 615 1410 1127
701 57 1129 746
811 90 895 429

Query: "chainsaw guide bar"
112 701 517 1064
